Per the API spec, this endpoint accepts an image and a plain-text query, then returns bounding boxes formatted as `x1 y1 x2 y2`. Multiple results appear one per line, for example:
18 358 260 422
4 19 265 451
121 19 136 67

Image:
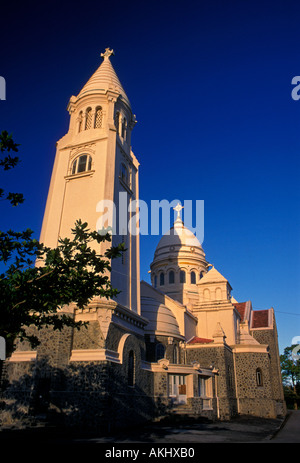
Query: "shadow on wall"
0 358 169 432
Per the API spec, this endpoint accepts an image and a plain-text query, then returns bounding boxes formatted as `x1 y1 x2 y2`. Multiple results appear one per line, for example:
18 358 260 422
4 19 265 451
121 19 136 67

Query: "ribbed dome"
77 49 131 108
157 217 201 249
141 297 182 338
152 217 205 264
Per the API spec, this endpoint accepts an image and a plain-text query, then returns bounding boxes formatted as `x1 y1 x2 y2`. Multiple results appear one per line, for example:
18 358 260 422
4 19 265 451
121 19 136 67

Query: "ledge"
64 170 95 181
8 351 37 362
70 348 120 363
141 361 215 376
232 343 269 354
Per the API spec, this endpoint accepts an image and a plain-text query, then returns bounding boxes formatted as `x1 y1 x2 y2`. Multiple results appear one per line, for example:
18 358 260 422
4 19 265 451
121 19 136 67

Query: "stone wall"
2 310 286 428
234 350 276 417
186 345 238 420
187 397 217 420
72 320 105 350
3 318 157 430
250 319 286 417
152 371 172 414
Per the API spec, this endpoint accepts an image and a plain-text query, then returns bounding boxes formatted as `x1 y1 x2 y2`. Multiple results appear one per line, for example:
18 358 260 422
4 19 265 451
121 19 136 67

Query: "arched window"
203 288 210 301
169 270 175 284
71 155 92 175
215 287 222 300
94 106 103 128
78 111 83 133
180 270 186 284
114 111 120 135
121 117 127 139
191 271 196 284
173 345 179 364
200 271 204 280
72 159 77 175
128 350 135 387
120 163 129 185
160 272 164 286
85 107 92 130
77 154 90 173
256 368 263 386
156 343 165 361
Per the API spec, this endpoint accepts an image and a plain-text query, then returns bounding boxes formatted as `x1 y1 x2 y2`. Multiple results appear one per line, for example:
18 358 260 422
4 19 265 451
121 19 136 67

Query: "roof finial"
101 48 114 60
173 202 184 220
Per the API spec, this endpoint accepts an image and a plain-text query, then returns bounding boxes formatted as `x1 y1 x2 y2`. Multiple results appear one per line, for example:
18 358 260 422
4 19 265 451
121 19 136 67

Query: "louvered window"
94 107 103 128
85 108 92 130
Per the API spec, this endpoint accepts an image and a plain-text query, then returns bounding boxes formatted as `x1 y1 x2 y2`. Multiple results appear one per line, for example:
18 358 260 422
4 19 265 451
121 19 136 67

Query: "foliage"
0 130 23 206
280 345 300 409
280 345 300 387
0 131 124 354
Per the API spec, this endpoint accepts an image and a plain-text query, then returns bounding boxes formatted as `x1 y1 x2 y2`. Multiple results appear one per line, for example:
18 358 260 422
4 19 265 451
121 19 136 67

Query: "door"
169 375 187 404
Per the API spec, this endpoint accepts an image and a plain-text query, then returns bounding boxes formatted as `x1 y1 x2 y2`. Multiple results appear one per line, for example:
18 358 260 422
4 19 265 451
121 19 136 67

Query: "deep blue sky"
1 0 300 353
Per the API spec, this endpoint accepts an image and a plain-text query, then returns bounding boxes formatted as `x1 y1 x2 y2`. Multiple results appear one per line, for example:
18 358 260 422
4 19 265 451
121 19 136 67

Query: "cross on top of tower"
173 203 184 220
101 48 114 60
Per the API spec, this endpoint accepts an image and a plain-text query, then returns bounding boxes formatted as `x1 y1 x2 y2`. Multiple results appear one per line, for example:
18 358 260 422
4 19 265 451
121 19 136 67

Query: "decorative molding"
75 301 148 339
65 170 95 181
213 322 226 343
70 349 120 363
117 333 131 364
69 144 96 160
8 351 37 362
232 343 269 354
141 360 215 377
97 308 112 339
157 358 170 370
191 361 201 370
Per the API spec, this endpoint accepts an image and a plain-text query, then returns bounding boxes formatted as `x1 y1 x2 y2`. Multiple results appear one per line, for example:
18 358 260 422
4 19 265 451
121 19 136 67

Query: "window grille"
85 108 92 130
94 107 103 128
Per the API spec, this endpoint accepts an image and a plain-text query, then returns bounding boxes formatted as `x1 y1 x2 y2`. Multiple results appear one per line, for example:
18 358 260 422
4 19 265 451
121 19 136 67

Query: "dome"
152 217 206 265
141 296 182 338
156 217 202 248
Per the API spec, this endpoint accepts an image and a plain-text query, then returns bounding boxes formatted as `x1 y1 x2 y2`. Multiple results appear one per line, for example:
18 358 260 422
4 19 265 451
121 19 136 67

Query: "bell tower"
40 49 140 314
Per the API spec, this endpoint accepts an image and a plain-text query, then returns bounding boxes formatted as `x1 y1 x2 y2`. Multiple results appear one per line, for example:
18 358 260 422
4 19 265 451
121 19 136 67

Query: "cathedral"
4 49 286 429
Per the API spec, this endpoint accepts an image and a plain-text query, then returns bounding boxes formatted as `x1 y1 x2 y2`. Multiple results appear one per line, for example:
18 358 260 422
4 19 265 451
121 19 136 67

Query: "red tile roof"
251 310 270 329
233 302 247 321
187 336 214 345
